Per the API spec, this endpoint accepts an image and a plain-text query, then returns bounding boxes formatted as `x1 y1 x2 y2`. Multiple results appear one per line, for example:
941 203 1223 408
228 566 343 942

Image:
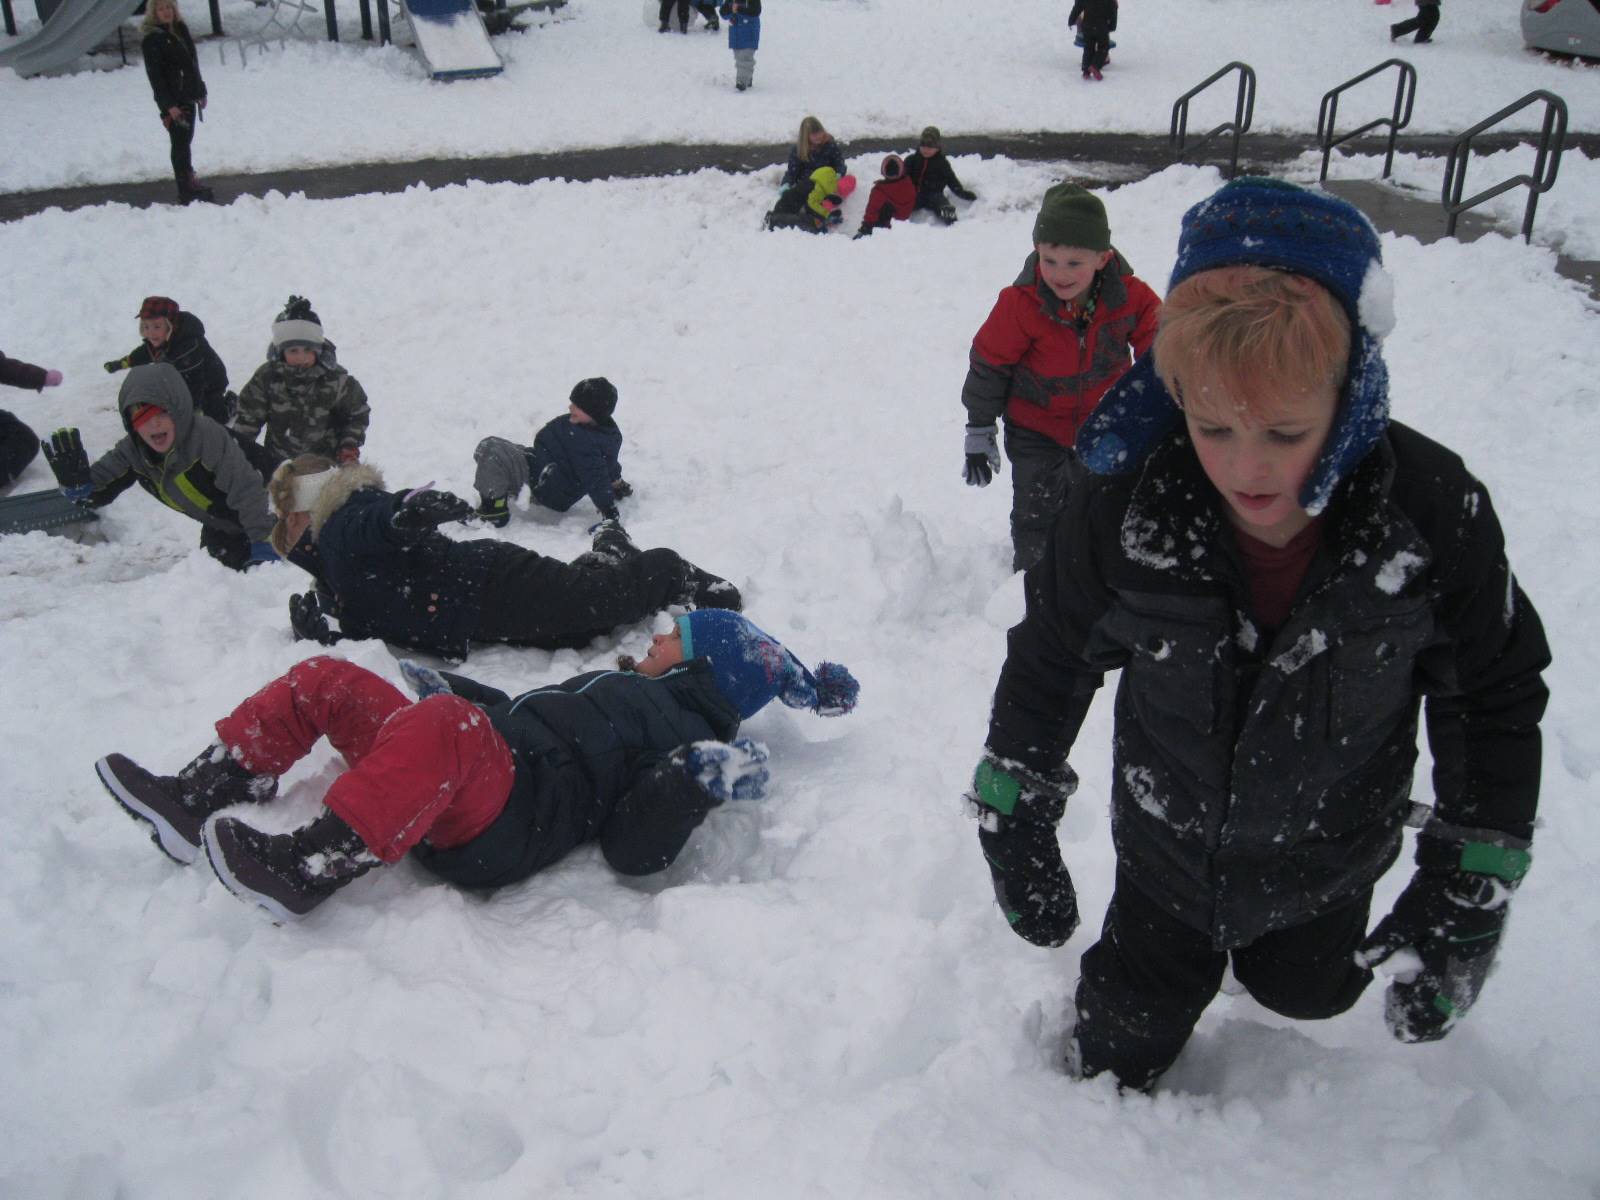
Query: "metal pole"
3 0 17 38
376 0 390 46
208 0 221 35
359 0 371 40
324 0 338 41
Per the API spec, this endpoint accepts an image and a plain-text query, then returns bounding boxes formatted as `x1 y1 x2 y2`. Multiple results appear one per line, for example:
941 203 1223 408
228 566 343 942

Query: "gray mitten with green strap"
968 751 1079 948
1355 824 1531 1043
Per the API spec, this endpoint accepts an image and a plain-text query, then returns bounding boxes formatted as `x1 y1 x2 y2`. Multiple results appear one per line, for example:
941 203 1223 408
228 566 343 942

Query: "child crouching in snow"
969 179 1549 1091
470 377 631 528
853 155 917 240
94 611 859 921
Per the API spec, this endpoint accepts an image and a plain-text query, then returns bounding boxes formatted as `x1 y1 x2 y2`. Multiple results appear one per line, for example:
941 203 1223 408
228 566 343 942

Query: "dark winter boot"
96 746 277 865
679 563 743 611
204 809 379 922
936 202 958 225
586 517 640 564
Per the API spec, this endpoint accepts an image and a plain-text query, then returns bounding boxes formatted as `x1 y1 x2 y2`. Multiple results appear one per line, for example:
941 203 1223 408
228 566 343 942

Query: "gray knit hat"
1031 183 1111 251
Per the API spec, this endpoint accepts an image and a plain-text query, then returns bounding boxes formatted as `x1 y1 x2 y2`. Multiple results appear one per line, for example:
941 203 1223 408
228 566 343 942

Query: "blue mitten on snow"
679 738 771 803
398 659 453 700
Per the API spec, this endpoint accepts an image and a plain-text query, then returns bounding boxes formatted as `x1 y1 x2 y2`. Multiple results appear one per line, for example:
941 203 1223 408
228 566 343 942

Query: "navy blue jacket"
782 138 847 189
315 487 501 660
528 414 623 515
413 658 742 888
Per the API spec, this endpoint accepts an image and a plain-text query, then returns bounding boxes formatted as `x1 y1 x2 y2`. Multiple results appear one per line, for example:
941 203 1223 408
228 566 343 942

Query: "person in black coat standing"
142 0 215 205
91 610 860 921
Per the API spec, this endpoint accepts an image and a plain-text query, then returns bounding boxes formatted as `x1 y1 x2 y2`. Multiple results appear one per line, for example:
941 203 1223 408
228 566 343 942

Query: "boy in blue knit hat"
970 178 1549 1090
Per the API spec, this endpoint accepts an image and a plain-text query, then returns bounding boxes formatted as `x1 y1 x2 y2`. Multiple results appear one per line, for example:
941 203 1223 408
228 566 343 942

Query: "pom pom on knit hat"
137 296 180 322
675 610 859 721
570 377 619 422
1032 183 1111 251
1075 177 1393 514
272 295 325 350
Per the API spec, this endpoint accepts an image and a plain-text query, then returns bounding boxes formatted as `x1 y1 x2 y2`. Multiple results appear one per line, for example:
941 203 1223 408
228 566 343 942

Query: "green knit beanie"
1032 183 1111 251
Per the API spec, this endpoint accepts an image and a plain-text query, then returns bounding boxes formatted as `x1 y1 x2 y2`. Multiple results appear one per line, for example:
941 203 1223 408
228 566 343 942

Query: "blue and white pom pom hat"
675 610 859 721
1076 177 1397 515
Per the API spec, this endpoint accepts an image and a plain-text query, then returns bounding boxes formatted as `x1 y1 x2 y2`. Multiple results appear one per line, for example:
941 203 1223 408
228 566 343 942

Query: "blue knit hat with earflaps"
1076 178 1397 514
674 610 859 721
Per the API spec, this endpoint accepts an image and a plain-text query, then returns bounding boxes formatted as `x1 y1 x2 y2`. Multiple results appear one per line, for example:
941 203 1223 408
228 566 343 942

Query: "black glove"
1355 833 1529 1043
969 752 1080 947
611 478 633 499
42 427 93 500
963 424 1001 487
392 487 474 533
288 591 343 645
954 187 977 202
103 357 129 374
598 505 621 523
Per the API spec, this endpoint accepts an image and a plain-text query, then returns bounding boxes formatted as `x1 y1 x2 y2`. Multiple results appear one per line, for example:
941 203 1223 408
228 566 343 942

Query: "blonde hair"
267 454 336 556
1155 266 1351 423
141 0 185 34
796 116 829 163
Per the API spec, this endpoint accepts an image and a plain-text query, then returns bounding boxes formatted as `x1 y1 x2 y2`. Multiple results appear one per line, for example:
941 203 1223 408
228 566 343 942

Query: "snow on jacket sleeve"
1417 469 1550 841
961 288 1030 427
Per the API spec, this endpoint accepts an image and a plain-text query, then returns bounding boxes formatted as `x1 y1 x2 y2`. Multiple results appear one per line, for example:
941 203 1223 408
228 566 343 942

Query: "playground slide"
0 0 140 77
400 0 501 80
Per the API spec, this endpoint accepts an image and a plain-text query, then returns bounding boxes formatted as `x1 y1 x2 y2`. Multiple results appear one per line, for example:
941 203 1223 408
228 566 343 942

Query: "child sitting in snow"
470 377 631 528
231 296 371 479
42 362 277 570
104 296 233 425
961 182 1161 572
765 166 851 234
969 179 1550 1092
904 126 977 226
94 610 859 921
853 155 918 240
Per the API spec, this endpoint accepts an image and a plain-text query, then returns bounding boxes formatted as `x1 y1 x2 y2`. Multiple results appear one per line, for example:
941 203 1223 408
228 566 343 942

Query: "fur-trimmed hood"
308 462 385 540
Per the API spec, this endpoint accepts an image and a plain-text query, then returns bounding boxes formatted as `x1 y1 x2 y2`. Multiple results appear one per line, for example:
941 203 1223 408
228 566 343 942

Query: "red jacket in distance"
862 174 917 228
962 251 1161 448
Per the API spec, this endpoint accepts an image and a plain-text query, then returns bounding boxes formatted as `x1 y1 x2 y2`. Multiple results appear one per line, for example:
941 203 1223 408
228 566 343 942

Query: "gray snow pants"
733 47 755 88
473 436 533 503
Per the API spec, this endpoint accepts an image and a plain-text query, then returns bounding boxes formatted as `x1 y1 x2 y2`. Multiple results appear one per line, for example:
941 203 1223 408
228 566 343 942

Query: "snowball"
1359 260 1397 338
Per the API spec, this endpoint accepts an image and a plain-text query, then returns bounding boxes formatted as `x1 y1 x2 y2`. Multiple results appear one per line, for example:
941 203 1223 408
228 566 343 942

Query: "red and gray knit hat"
137 296 180 322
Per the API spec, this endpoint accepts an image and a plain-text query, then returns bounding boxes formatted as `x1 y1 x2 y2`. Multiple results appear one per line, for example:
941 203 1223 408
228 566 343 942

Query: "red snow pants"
213 656 515 862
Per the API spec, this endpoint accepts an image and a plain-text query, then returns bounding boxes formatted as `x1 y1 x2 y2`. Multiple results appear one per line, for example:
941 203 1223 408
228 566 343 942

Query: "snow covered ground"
3 0 1600 192
2 3 1600 1199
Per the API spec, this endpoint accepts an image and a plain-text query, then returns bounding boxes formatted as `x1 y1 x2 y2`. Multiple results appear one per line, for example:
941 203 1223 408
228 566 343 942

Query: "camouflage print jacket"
232 353 371 462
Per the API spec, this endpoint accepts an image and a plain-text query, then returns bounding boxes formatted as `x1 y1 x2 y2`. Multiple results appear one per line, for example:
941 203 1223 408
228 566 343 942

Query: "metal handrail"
1170 61 1256 180
1317 58 1417 182
1442 90 1567 242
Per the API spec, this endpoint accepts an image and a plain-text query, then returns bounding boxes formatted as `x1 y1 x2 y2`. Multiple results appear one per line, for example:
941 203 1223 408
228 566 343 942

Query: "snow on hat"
570 377 618 422
272 295 325 349
674 610 859 721
137 296 180 321
1032 183 1111 251
1076 177 1395 514
881 154 904 179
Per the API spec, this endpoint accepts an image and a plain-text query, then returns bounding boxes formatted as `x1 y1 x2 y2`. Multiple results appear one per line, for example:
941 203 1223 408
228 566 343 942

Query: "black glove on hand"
42 427 93 499
288 591 343 645
963 424 1001 487
1356 834 1529 1043
392 488 474 533
611 478 633 499
954 187 977 202
969 752 1080 947
103 358 129 374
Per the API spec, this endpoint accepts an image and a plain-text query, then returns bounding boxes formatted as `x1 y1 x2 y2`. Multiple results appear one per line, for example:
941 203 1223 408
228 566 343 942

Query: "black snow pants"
1072 870 1375 1091
1004 422 1080 574
1391 2 1441 42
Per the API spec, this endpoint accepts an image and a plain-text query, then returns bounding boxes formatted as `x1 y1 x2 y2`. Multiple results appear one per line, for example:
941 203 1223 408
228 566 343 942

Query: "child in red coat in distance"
853 155 917 240
960 182 1161 571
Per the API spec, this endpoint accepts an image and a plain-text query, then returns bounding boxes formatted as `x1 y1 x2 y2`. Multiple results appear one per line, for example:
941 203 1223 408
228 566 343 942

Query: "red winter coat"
962 251 1160 448
862 175 917 228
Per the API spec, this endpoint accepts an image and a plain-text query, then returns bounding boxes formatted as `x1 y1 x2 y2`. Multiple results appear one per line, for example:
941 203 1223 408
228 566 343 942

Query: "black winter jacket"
412 659 741 888
528 413 624 515
903 149 968 204
986 422 1549 949
1068 0 1118 37
142 21 206 113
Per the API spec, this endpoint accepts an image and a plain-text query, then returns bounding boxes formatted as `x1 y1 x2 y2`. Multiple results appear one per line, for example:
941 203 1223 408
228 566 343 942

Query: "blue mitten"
680 738 771 803
398 659 453 700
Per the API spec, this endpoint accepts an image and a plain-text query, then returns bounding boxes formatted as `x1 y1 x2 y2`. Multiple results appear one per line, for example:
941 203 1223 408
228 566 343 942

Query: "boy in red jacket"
960 183 1161 571
853 155 918 240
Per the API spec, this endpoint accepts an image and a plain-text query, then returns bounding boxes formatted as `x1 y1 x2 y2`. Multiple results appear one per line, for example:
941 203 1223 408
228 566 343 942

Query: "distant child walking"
1068 0 1117 80
961 182 1160 571
231 296 371 478
471 377 631 527
141 0 215 204
1390 0 1442 44
719 0 761 91
971 178 1550 1092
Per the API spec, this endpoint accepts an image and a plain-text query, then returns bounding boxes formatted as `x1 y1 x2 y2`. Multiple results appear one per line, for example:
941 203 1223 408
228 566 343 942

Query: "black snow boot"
680 563 743 611
204 809 380 923
588 516 640 563
96 746 277 865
